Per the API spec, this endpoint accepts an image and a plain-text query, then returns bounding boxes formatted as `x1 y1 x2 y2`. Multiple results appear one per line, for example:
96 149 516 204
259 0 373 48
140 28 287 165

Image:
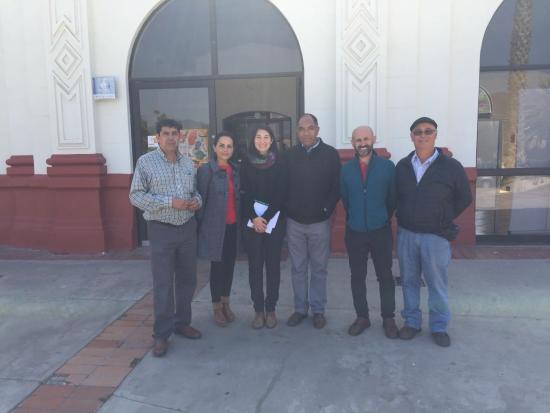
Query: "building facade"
1 0 548 253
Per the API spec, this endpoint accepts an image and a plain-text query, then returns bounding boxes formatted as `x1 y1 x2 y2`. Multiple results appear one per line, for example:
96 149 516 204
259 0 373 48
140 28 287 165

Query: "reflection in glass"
215 76 297 158
223 111 292 161
215 0 302 75
479 70 550 168
475 176 550 235
476 120 500 169
481 0 550 67
138 88 210 163
132 0 211 78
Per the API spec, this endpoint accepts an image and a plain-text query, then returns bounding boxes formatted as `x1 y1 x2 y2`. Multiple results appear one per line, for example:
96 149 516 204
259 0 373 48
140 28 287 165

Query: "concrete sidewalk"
0 261 152 413
98 258 550 413
1 256 549 413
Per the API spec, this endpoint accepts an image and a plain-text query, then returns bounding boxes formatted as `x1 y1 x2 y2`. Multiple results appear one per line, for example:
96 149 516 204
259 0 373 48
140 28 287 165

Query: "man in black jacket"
285 114 341 329
395 117 471 347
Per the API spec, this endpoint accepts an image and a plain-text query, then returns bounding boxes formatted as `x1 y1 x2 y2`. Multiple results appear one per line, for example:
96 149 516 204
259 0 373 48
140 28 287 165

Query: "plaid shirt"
129 148 202 225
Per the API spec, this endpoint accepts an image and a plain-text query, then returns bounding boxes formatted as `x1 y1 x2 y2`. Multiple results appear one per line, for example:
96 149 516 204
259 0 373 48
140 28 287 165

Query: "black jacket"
240 156 286 222
284 139 341 224
395 148 472 236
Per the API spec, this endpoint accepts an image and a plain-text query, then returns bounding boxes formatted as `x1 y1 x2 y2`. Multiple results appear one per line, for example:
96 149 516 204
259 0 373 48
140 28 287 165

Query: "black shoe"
399 325 421 340
287 312 307 327
432 332 451 347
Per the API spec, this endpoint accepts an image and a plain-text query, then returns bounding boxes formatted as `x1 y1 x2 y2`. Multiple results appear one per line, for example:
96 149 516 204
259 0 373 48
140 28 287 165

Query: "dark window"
131 0 211 78
481 0 550 68
215 0 302 75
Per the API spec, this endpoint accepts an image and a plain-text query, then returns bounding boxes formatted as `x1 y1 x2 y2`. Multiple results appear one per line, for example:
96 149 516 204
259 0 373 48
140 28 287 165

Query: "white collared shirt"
302 137 320 153
411 150 439 183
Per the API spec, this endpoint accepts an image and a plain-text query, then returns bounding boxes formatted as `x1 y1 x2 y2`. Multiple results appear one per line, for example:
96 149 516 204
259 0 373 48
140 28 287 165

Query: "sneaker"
348 317 371 336
252 312 265 329
287 312 307 327
382 318 399 339
265 311 278 329
432 332 451 347
399 325 421 340
312 313 326 329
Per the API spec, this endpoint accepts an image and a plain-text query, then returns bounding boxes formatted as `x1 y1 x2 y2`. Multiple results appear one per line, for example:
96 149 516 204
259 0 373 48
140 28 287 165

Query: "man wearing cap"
395 117 471 347
340 125 398 338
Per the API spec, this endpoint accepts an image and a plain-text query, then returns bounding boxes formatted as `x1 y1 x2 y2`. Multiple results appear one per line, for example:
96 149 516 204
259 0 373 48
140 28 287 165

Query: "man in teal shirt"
340 125 398 338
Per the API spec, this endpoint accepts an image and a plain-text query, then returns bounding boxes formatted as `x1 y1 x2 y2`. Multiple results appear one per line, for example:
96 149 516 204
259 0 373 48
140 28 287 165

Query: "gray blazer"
196 159 240 261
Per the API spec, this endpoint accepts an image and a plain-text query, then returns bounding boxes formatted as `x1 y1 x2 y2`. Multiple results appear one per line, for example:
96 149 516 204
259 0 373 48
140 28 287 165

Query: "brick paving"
11 294 154 413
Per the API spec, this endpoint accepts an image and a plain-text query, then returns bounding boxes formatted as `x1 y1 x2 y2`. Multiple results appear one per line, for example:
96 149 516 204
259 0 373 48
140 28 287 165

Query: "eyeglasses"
412 129 436 137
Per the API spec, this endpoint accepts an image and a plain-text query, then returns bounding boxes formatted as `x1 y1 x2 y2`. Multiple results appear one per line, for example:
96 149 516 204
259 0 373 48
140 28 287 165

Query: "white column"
335 0 387 147
46 0 96 152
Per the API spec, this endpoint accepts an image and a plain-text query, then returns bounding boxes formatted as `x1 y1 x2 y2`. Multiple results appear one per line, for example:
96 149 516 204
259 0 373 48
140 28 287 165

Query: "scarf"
248 151 277 170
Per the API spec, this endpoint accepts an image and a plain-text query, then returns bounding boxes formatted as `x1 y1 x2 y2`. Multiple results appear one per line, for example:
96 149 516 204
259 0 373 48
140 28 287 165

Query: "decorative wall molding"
336 0 386 146
47 0 95 151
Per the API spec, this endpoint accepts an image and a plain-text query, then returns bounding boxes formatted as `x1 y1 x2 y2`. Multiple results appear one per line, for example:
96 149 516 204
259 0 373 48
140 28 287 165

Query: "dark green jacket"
340 153 396 232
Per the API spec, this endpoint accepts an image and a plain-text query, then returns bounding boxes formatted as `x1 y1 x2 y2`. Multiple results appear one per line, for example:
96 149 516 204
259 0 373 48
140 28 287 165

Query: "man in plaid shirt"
130 118 202 357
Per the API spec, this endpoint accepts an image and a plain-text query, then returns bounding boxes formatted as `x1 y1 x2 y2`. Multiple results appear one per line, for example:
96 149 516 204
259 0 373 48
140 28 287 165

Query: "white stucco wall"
272 0 337 146
0 0 50 174
88 0 162 174
0 0 504 175
386 0 503 166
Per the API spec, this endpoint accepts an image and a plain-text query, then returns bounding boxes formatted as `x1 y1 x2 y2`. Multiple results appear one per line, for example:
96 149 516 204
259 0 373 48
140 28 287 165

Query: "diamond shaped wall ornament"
47 0 94 150
346 30 375 64
54 41 82 79
337 0 384 145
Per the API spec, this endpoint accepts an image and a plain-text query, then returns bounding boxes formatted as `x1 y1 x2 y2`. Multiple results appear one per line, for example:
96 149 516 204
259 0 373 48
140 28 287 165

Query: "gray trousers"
148 219 197 339
286 218 331 314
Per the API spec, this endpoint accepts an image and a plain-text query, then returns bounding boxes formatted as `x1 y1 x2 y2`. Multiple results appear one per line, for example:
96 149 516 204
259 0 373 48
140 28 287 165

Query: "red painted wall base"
1 155 136 253
331 148 477 253
1 149 476 254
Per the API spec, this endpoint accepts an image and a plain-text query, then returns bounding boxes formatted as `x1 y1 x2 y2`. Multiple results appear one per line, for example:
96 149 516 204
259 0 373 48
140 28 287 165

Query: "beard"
355 144 373 158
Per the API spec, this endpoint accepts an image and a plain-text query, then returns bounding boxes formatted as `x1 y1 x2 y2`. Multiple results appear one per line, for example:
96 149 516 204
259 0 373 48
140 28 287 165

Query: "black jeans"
245 218 285 312
210 223 237 302
345 225 395 319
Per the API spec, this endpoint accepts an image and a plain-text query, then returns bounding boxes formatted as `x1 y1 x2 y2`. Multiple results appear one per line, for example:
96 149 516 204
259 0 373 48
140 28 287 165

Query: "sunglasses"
412 129 436 137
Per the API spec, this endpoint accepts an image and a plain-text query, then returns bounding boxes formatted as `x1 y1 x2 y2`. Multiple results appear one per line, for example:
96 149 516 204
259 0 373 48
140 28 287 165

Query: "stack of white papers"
247 201 280 234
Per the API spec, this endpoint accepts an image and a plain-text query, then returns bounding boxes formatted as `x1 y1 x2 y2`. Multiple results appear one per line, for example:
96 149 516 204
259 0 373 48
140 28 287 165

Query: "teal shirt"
340 153 396 232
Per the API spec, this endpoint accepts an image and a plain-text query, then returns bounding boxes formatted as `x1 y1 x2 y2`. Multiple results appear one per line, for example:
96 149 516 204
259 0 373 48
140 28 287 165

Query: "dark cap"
410 117 437 131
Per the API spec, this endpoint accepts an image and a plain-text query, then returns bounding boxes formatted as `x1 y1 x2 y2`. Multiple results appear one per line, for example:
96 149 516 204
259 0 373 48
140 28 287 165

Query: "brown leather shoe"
153 338 168 357
399 325 421 340
221 296 235 322
265 311 277 329
348 317 371 336
287 312 307 327
174 325 202 339
252 312 265 329
312 313 326 329
382 318 399 339
213 302 227 327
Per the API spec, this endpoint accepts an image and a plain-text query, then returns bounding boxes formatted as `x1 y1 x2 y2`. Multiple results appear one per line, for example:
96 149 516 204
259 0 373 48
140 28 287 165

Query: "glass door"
131 82 214 243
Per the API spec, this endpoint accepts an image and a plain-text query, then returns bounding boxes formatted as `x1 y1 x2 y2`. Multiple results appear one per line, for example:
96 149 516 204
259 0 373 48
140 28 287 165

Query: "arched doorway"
129 0 304 242
476 0 550 243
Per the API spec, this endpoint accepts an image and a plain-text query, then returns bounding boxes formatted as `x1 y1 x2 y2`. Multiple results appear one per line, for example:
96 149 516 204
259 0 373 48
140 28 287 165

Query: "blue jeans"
286 218 331 314
397 226 451 333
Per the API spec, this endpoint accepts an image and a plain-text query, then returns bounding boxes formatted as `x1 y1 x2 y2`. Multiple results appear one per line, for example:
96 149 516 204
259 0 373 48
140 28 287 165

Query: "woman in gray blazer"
197 132 240 327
